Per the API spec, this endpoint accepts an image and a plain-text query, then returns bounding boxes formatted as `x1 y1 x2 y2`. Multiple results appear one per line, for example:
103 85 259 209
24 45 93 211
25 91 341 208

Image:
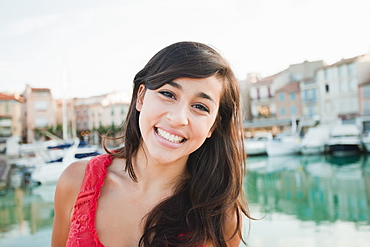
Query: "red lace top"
66 154 206 247
66 154 112 247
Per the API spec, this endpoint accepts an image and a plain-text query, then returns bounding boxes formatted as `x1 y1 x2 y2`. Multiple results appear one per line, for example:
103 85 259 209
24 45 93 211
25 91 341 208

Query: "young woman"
52 41 251 247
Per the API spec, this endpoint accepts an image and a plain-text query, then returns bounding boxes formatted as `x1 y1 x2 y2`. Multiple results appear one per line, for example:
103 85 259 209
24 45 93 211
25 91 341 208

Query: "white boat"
31 139 95 185
244 132 273 156
326 124 364 156
266 132 301 156
300 126 330 155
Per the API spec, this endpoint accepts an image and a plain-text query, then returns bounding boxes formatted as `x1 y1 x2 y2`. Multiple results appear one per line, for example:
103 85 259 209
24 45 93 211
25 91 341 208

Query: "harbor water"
1 154 370 246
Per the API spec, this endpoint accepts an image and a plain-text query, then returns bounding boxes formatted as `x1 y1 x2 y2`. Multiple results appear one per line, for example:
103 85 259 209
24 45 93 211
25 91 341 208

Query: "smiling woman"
52 41 252 247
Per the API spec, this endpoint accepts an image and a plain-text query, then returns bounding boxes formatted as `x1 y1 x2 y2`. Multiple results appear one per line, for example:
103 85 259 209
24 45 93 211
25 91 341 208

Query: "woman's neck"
130 146 189 194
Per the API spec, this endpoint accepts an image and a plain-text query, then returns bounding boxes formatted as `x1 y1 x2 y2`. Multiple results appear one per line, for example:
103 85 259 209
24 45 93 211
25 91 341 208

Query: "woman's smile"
155 127 187 144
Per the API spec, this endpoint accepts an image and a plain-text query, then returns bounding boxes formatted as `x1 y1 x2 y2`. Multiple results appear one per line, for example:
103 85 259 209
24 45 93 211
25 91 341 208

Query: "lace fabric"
66 154 112 247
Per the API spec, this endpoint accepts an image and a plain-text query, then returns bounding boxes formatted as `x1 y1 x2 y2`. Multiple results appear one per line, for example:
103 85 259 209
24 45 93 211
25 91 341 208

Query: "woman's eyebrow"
197 92 216 105
167 81 216 105
167 81 182 90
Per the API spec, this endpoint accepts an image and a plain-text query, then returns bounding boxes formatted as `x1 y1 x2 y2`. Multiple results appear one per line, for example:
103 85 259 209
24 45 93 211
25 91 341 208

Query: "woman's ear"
136 84 146 112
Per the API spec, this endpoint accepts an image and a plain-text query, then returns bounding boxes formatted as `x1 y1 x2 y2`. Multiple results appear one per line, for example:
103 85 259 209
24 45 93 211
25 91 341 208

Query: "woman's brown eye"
159 91 176 99
193 104 210 113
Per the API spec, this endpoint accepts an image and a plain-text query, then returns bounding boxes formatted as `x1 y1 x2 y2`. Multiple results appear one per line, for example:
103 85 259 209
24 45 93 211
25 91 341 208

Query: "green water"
1 154 370 247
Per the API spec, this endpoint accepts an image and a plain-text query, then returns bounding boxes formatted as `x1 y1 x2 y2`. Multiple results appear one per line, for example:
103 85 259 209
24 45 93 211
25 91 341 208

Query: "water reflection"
245 154 370 228
1 155 370 246
0 179 54 241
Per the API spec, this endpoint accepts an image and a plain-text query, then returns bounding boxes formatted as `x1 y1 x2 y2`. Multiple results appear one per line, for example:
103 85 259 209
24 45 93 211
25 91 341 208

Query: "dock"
0 156 12 190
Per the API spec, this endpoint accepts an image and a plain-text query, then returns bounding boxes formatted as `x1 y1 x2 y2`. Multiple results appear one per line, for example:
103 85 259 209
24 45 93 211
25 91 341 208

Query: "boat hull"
328 144 363 156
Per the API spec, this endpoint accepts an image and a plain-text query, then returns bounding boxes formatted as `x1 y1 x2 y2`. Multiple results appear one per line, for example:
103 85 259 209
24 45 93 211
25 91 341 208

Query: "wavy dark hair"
104 41 250 246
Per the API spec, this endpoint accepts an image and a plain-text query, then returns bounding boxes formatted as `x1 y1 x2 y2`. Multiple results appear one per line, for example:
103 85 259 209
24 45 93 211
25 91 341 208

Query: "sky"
1 0 370 99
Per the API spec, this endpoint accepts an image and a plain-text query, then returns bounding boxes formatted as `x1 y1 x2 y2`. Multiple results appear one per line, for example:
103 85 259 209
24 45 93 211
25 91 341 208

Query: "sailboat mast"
62 60 68 141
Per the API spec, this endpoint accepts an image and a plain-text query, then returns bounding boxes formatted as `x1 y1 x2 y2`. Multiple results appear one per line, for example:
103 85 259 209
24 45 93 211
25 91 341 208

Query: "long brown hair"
104 41 250 246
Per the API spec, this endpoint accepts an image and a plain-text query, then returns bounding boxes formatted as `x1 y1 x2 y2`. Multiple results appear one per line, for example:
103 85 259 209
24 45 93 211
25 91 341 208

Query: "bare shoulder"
224 207 242 246
57 159 89 192
52 160 89 247
206 208 241 247
54 159 90 212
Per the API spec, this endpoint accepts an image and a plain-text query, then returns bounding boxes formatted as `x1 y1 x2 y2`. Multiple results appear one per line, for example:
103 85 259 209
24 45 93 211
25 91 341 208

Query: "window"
362 85 370 98
291 106 297 115
33 90 49 96
311 89 316 100
34 101 48 111
279 93 285 101
364 101 370 115
324 69 328 80
35 117 48 127
250 87 258 99
348 64 355 76
325 84 329 93
308 105 314 117
260 86 268 98
280 107 286 115
0 118 12 126
290 93 295 101
304 90 308 101
340 65 347 77
349 78 357 91
339 81 345 92
338 66 342 77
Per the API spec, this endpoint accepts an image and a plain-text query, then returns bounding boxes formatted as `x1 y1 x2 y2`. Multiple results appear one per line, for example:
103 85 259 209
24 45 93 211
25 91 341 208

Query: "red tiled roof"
0 92 25 102
276 81 300 93
31 88 51 92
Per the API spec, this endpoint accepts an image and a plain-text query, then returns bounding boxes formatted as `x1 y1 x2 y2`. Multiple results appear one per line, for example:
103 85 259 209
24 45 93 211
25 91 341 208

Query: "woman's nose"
166 104 189 126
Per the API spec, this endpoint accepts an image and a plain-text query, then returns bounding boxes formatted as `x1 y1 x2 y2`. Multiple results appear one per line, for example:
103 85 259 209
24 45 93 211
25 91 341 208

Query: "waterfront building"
239 73 255 122
74 95 106 143
22 85 57 143
249 74 275 120
273 60 325 92
0 92 25 152
244 60 324 134
74 91 130 144
275 81 302 119
0 92 24 138
358 81 370 132
316 53 370 125
300 77 320 119
100 91 130 128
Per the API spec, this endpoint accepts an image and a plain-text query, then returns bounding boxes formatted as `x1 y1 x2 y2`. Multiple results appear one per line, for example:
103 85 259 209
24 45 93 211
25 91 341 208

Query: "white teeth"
156 128 185 143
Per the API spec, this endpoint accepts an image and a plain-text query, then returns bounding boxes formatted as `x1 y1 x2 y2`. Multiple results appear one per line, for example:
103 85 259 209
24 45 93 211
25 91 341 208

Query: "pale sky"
1 0 370 99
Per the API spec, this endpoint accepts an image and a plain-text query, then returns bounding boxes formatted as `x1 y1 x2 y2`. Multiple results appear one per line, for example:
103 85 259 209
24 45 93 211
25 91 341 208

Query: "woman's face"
136 76 222 166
